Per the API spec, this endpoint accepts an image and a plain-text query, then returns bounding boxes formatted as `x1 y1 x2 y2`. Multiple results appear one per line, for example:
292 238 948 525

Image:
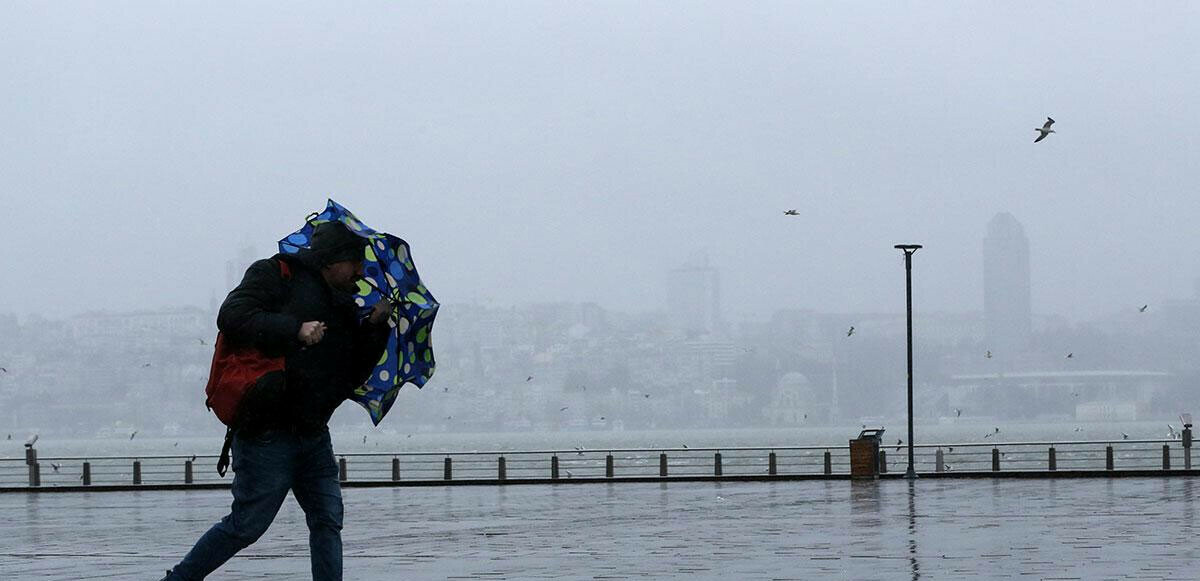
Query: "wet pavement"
2 477 1197 580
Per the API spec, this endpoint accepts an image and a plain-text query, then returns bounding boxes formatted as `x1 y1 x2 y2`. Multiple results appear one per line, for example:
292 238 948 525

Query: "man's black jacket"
217 253 389 433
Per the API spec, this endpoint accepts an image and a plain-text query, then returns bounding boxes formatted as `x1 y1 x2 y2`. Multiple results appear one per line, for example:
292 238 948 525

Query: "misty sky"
2 2 1198 322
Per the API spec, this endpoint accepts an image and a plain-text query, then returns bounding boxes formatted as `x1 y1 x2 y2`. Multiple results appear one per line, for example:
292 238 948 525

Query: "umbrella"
279 199 438 424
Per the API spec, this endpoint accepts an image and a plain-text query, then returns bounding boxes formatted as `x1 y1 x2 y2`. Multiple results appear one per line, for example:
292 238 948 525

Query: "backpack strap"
276 258 292 280
217 427 234 477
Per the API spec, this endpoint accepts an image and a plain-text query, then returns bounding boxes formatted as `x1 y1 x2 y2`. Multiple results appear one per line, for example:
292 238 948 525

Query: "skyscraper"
666 252 722 336
983 213 1032 354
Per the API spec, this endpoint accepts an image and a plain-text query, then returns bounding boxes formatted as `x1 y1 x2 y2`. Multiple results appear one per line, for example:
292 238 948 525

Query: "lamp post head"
894 244 923 251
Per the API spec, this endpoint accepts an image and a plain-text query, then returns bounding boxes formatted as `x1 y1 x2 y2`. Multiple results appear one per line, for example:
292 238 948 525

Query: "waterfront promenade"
2 476 1196 580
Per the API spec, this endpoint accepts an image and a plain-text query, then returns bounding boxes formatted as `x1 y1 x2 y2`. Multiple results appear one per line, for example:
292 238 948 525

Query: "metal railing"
1 437 1193 491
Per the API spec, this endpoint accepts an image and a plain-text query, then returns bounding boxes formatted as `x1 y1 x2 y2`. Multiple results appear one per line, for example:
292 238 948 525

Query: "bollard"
392 458 401 481
551 455 559 480
768 452 777 476
1048 447 1057 471
82 462 91 486
185 460 194 484
605 454 614 478
134 460 142 485
659 453 668 477
498 456 506 481
444 457 453 480
824 451 832 475
878 450 888 473
1105 446 1114 471
338 457 348 482
991 448 1000 472
25 445 37 466
1163 445 1171 470
935 449 944 473
714 452 723 476
29 463 40 487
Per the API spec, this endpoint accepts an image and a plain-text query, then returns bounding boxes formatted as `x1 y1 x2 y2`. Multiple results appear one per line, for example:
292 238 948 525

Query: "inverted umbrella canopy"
279 199 438 424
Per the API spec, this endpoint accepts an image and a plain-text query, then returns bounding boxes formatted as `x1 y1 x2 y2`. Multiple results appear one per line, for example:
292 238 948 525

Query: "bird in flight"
1139 305 1149 313
1065 352 1074 359
846 326 855 337
1121 432 1130 440
1034 117 1056 143
0 367 7 373
954 408 962 418
985 350 992 359
50 463 60 473
526 376 533 382
560 406 569 412
783 209 800 216
895 439 903 451
130 431 138 440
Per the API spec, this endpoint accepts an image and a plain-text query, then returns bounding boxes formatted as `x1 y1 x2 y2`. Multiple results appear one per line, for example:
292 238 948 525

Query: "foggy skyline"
3 3 1199 322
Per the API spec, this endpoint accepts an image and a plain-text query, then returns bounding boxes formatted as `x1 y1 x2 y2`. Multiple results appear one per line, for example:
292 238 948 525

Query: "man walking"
163 221 391 580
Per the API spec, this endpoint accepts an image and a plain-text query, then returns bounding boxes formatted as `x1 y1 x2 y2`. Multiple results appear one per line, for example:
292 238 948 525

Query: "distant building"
983 213 1032 355
666 253 722 336
224 244 259 292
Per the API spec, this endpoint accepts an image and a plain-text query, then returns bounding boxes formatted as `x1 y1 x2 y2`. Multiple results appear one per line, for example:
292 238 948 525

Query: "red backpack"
204 259 291 475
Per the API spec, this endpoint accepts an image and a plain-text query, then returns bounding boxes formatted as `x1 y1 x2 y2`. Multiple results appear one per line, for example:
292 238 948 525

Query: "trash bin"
850 428 885 480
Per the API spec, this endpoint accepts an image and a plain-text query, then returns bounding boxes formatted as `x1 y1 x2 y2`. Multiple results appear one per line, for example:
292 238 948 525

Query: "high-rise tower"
983 213 1032 354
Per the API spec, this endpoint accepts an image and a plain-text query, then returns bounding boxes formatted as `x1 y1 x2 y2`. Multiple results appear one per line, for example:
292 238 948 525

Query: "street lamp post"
894 244 922 480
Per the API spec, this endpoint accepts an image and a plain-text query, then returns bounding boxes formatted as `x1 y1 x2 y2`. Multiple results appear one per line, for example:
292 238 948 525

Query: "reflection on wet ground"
1 477 1195 579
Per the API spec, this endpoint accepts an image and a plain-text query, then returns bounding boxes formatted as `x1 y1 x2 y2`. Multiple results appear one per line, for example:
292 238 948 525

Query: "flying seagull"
1121 432 1130 440
1139 305 1148 313
846 326 855 337
130 431 138 440
783 209 800 216
985 350 992 359
1065 352 1074 359
954 408 962 418
1034 117 1055 143
526 376 533 382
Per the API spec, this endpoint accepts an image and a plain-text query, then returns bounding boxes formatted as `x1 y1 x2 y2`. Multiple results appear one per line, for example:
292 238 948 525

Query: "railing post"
1105 446 1114 471
392 458 401 481
1163 445 1171 470
338 457 348 482
185 460 194 484
82 461 91 486
133 460 142 484
605 454 614 478
769 452 778 476
878 450 887 473
659 453 668 477
824 450 832 475
1184 426 1192 470
443 457 452 480
935 449 944 473
497 456 506 481
991 448 1000 472
551 455 559 480
714 452 722 476
1048 447 1057 471
26 446 39 487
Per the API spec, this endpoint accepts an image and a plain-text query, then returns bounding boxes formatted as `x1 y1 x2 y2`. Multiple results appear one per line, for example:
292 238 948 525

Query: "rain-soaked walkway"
1 477 1197 580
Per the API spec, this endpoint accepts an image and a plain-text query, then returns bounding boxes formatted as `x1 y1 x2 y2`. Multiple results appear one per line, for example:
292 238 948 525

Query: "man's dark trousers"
166 429 343 580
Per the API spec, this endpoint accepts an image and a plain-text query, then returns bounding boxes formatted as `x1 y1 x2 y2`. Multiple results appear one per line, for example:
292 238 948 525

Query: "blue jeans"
166 429 343 580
